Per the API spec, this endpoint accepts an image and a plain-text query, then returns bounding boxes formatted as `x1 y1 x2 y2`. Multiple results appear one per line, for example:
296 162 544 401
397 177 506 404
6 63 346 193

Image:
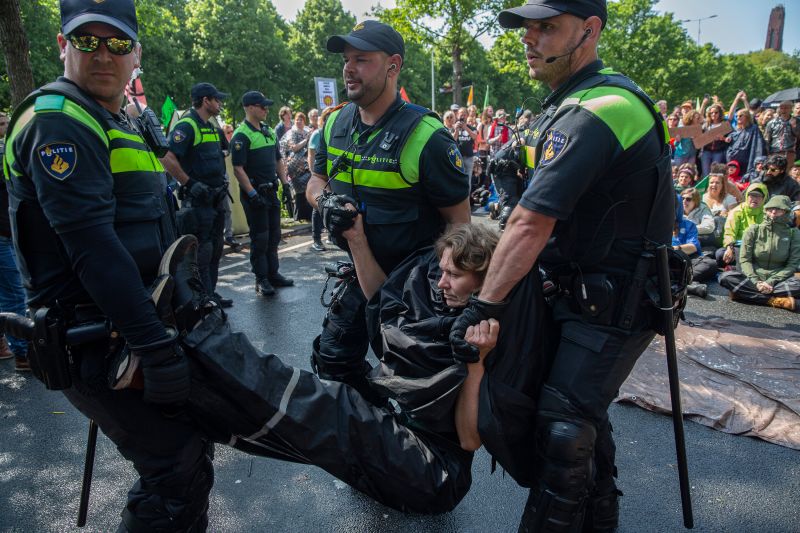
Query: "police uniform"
231 94 289 293
2 1 212 529
169 88 228 296
311 94 468 397
493 2 674 530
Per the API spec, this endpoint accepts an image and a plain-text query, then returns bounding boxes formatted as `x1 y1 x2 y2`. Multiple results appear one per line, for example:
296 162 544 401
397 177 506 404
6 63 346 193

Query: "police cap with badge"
61 0 139 40
326 20 405 59
191 82 229 102
242 91 274 108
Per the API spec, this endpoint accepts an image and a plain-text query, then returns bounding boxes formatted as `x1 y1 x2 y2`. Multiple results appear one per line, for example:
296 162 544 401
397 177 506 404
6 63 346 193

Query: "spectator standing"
307 107 335 251
281 112 313 220
726 109 766 174
757 108 775 136
700 104 729 176
719 195 800 312
476 108 493 161
443 109 456 137
672 108 698 166
275 106 293 142
307 108 319 132
764 101 799 166
656 99 668 119
454 107 477 179
488 109 511 153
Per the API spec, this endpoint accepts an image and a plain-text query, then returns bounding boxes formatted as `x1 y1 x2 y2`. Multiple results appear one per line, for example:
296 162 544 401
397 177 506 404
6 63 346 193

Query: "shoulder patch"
233 140 244 151
447 145 465 173
172 129 186 143
37 142 77 180
539 129 569 167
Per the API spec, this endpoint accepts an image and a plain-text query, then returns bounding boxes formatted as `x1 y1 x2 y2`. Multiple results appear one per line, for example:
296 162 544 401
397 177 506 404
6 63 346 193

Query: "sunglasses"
68 34 135 55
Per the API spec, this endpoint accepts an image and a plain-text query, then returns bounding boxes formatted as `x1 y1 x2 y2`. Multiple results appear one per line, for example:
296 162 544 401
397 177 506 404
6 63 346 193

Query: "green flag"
483 84 490 110
161 96 176 128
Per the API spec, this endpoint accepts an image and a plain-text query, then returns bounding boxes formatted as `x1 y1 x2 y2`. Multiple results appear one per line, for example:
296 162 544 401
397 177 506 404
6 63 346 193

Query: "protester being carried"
719 195 800 312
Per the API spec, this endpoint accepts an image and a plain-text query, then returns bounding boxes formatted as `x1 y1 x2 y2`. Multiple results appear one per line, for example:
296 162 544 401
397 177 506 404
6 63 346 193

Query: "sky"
271 0 799 55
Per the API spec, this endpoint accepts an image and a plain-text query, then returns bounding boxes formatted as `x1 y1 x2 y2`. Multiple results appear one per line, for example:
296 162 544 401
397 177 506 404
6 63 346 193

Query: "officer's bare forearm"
160 151 191 185
306 173 329 209
455 361 484 451
233 166 254 195
345 230 386 300
438 199 471 225
478 207 556 303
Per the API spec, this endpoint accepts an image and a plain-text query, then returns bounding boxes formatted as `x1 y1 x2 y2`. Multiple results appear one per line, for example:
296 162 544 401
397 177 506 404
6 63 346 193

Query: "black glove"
317 192 358 236
449 296 508 363
184 179 213 204
135 331 191 406
247 192 267 209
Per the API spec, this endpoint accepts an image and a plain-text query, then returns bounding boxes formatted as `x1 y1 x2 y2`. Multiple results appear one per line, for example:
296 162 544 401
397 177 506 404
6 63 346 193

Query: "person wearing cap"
305 20 470 404
161 82 233 308
719 194 800 312
715 182 769 268
2 0 213 529
230 91 294 296
448 1 674 530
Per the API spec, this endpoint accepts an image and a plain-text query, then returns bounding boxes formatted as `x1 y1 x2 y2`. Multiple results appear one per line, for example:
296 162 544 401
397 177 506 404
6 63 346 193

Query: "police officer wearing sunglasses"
3 0 212 529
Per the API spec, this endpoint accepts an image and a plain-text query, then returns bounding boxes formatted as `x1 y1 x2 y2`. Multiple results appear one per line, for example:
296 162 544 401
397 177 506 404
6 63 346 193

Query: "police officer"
449 1 674 531
161 82 233 307
306 20 471 401
2 0 212 529
231 91 294 296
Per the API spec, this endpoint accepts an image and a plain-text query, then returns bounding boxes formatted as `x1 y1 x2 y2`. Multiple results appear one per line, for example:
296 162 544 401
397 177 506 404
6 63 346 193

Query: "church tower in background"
765 4 785 51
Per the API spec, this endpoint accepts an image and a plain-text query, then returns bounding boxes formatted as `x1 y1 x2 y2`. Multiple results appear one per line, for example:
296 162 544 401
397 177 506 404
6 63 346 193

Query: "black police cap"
326 20 405 59
242 91 274 107
191 83 228 102
498 0 607 29
61 0 138 40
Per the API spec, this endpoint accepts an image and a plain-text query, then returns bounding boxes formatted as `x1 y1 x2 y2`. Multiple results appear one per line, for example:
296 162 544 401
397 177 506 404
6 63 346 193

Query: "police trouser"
184 309 473 514
62 344 213 532
519 297 655 533
240 190 281 280
312 278 374 400
178 200 225 294
493 173 523 208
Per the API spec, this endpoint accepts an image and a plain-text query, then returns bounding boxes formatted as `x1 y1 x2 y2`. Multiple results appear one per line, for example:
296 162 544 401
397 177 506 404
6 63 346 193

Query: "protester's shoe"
255 278 276 296
767 296 798 312
14 356 31 372
213 292 234 308
0 336 13 360
158 235 216 333
268 273 294 287
224 236 242 248
325 235 334 245
311 240 327 252
686 283 708 299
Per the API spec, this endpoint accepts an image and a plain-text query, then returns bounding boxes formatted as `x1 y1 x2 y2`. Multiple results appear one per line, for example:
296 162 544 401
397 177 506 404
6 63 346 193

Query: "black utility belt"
555 272 649 330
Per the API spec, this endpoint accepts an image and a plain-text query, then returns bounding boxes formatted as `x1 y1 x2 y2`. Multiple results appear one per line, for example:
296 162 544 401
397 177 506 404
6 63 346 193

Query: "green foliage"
3 0 798 119
286 0 356 111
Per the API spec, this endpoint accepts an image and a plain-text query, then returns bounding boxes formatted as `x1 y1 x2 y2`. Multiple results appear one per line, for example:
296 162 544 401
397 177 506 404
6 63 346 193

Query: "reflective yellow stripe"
332 168 411 189
524 145 536 169
108 129 145 144
59 101 109 148
110 147 164 173
199 132 219 144
327 145 362 163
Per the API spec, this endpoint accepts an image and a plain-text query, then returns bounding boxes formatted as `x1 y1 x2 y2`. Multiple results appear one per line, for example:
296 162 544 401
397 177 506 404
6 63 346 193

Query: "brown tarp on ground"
616 319 800 450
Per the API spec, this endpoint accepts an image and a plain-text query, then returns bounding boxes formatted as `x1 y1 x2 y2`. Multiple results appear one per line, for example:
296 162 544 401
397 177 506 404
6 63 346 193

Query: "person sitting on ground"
726 160 748 192
742 155 766 184
790 160 800 187
673 194 716 296
703 173 739 217
675 164 696 190
719 195 800 313
709 161 743 202
752 154 800 204
681 187 717 247
715 182 768 268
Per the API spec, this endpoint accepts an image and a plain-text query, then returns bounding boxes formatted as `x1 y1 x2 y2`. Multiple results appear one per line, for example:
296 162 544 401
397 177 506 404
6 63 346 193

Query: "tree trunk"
452 45 462 107
0 0 35 107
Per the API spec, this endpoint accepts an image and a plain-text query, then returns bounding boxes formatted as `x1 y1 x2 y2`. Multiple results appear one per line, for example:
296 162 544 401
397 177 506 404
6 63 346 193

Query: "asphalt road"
1 226 799 533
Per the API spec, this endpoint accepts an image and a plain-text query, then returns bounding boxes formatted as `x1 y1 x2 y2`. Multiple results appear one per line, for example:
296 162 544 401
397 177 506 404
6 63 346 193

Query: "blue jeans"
0 236 28 356
700 149 727 177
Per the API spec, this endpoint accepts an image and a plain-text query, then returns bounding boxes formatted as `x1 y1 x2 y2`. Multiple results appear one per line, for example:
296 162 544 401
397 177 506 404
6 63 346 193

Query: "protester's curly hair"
435 224 500 280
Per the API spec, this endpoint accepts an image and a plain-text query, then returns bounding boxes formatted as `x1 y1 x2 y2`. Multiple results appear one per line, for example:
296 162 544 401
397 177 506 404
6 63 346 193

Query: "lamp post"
680 14 718 44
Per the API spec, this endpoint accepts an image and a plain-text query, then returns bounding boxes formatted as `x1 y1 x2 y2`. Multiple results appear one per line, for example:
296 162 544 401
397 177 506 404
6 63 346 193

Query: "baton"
77 419 98 527
655 246 694 529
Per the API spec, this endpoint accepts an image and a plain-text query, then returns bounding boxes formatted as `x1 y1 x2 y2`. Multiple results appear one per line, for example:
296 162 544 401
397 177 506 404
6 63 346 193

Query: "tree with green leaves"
286 0 356 112
376 0 514 107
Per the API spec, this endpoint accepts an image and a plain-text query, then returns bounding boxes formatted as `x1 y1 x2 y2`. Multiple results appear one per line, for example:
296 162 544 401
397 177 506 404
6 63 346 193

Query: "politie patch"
172 130 186 143
539 129 569 167
447 145 465 173
37 143 76 180
233 140 243 152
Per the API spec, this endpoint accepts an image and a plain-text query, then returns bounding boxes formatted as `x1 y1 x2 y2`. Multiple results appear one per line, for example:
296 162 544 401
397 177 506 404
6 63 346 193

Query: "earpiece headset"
544 28 592 64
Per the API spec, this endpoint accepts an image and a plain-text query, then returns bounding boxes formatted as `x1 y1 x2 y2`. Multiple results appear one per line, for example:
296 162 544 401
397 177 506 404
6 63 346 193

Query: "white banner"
314 77 338 110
